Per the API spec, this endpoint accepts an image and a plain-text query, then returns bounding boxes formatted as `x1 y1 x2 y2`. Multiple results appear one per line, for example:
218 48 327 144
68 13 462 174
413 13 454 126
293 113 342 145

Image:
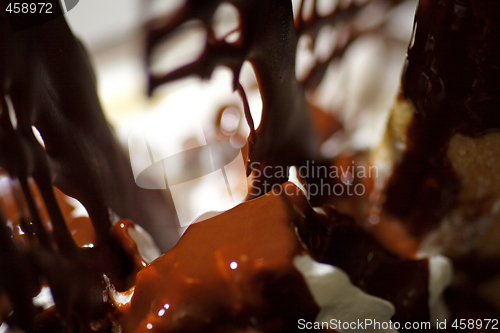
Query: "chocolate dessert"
1 0 499 332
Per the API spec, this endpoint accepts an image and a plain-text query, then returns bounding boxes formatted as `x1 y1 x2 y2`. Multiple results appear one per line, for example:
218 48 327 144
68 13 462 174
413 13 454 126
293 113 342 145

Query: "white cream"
126 223 161 264
105 275 134 307
428 255 453 326
32 286 55 310
294 254 397 333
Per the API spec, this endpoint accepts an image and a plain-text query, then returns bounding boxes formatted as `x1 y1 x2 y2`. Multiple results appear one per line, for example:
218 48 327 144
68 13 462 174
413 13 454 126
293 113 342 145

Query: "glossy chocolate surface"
118 183 320 333
319 216 430 323
293 201 430 323
117 181 433 331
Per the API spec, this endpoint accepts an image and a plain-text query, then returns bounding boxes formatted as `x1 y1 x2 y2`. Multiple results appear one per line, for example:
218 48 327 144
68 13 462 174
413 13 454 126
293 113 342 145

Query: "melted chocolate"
116 183 319 333
116 181 436 331
443 285 500 333
0 212 40 332
382 0 500 237
3 0 498 331
146 0 407 203
0 185 153 332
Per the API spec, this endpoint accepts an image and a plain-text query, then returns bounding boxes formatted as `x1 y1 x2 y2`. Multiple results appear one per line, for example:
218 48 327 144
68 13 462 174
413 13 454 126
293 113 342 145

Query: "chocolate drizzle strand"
147 0 321 192
295 0 405 90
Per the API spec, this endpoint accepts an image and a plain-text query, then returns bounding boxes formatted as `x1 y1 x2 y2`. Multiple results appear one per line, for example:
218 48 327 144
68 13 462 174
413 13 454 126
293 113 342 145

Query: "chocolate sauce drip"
146 0 407 200
0 4 175 331
295 0 405 89
146 0 321 192
0 0 470 331
454 254 500 284
383 0 500 237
